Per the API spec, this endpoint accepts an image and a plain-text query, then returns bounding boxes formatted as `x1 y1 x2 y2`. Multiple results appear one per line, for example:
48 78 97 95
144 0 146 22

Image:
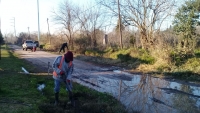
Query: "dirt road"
9 44 122 74
9 44 200 113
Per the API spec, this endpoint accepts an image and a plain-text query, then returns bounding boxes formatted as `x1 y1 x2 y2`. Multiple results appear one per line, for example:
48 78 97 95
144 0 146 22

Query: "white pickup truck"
22 40 36 51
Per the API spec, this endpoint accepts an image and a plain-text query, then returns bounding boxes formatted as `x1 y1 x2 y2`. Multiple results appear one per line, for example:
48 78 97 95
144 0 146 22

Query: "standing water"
73 68 200 113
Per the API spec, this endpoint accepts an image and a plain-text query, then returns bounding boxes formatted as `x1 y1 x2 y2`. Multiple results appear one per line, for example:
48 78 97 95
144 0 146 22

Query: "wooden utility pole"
13 18 16 38
28 27 30 39
11 17 16 38
37 0 40 42
117 0 123 49
47 18 51 44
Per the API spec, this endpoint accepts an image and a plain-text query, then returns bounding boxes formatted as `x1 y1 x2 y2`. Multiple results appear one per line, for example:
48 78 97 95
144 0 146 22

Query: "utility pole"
37 0 40 42
47 18 51 44
28 27 30 39
117 0 123 49
11 17 16 38
10 17 16 44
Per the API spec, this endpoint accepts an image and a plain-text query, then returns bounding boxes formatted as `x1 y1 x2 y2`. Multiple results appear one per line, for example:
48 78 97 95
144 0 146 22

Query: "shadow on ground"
39 91 125 113
163 71 200 82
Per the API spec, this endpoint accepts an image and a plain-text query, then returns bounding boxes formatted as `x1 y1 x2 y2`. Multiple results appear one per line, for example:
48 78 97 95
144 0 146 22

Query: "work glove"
60 70 65 75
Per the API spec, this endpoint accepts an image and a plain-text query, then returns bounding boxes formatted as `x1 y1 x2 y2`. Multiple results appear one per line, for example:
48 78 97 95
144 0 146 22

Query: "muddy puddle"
73 69 200 113
10 44 200 113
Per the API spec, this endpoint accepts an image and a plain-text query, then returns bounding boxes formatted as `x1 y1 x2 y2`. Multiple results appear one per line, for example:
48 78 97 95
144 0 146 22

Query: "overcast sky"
1 0 184 36
1 0 94 35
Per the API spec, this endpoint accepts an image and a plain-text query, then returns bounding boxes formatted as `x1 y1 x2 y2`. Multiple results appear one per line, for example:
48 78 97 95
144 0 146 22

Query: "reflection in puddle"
73 70 200 113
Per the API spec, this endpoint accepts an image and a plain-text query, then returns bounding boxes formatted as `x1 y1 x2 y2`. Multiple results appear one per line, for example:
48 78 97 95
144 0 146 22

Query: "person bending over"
59 42 69 53
52 51 74 106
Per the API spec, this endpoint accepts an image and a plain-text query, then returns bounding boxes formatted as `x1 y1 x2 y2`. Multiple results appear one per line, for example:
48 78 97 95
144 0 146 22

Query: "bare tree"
75 7 91 38
75 4 106 48
89 6 105 47
52 1 79 49
98 0 176 49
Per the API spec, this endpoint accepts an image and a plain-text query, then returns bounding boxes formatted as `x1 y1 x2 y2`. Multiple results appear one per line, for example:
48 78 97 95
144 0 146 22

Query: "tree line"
4 0 200 54
51 0 200 53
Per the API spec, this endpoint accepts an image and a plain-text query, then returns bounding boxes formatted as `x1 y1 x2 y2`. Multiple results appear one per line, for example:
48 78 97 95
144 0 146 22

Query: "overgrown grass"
81 48 155 69
76 47 200 82
0 45 127 113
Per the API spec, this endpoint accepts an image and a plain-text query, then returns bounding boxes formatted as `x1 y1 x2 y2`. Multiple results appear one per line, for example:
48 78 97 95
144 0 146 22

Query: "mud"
159 87 200 98
9 44 200 113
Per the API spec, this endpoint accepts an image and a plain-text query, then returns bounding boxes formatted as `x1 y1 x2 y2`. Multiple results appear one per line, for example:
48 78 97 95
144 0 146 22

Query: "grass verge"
0 45 127 113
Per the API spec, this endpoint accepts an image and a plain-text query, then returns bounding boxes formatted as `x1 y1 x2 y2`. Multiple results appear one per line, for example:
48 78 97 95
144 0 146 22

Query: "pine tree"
173 0 200 49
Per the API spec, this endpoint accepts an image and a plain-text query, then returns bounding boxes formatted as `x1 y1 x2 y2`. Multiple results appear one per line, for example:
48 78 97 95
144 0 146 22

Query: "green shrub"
39 44 44 49
117 53 131 62
137 49 155 64
194 49 200 57
109 49 131 59
170 50 194 66
140 54 155 64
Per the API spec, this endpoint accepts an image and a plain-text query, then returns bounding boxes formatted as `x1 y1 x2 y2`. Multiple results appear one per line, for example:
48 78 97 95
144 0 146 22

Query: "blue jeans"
54 79 73 93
